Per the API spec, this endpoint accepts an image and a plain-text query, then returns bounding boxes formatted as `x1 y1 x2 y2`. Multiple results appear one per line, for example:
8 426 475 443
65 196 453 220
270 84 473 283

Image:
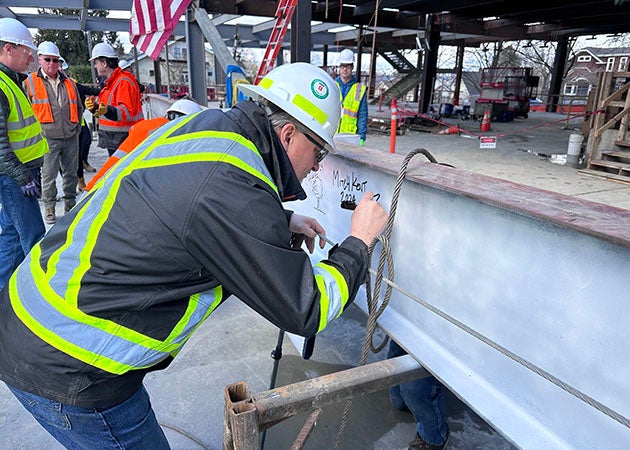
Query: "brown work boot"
83 161 96 173
77 177 86 192
44 207 56 224
408 432 449 450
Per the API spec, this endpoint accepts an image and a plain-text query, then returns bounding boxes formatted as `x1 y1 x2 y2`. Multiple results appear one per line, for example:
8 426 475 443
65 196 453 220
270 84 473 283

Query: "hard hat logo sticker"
311 79 329 99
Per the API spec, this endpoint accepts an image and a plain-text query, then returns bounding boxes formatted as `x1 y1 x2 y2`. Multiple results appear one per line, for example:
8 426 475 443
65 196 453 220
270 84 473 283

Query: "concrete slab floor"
366 110 630 210
1 110 625 448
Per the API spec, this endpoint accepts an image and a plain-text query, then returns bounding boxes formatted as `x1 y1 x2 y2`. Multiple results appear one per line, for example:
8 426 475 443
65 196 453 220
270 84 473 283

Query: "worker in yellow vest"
0 18 49 290
335 49 368 146
0 62 387 449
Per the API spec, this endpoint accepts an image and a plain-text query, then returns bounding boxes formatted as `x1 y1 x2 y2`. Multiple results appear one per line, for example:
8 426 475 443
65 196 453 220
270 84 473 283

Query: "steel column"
419 14 440 114
547 36 569 113
185 7 208 106
290 0 311 63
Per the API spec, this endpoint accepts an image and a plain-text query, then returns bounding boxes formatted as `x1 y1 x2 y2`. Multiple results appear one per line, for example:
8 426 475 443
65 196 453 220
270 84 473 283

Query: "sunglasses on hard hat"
302 130 328 163
43 57 60 64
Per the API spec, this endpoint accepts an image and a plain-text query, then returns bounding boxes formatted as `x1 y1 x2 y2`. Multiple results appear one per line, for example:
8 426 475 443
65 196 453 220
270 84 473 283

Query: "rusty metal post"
223 382 257 450
254 354 427 427
222 355 428 448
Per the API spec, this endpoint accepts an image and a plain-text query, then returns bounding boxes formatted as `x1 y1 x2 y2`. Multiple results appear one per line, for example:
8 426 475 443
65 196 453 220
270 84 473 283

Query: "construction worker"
336 48 368 146
85 98 203 191
85 42 143 157
388 340 449 450
0 62 387 449
0 18 49 291
25 41 82 224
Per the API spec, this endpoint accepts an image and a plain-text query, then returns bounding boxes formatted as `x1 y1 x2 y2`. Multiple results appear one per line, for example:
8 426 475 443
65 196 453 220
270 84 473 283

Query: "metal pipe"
222 355 428 449
254 354 427 426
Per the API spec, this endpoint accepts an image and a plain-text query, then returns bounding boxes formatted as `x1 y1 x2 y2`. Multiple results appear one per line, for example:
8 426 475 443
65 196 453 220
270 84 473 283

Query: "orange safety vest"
97 67 143 133
86 117 167 191
25 72 80 124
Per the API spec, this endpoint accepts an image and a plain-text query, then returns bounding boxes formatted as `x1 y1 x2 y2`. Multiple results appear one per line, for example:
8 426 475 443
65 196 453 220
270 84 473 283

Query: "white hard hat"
89 42 117 61
37 41 60 57
166 99 203 116
0 18 36 50
238 63 341 154
339 49 355 65
59 57 68 70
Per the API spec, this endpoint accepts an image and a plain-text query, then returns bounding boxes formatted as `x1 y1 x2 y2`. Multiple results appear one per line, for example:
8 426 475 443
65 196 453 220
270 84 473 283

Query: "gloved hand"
84 96 96 112
21 179 41 197
94 102 109 117
359 138 365 147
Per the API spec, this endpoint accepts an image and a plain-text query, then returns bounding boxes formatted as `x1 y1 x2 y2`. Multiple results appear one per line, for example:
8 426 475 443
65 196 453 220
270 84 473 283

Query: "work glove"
21 179 41 198
360 138 365 147
94 102 109 117
84 96 96 113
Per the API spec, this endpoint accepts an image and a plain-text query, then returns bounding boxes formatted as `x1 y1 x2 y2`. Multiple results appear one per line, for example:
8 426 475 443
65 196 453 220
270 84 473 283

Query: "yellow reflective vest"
0 70 48 163
338 81 366 135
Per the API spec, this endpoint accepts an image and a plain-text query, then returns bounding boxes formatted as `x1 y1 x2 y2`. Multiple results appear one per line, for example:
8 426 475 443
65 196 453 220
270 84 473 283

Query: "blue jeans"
0 170 45 290
7 384 170 450
388 340 448 446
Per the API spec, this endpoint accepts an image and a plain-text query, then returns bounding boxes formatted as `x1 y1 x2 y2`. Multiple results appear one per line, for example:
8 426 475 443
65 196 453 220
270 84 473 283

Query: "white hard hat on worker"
0 18 36 74
238 62 341 156
338 49 355 65
166 99 204 120
37 41 60 57
0 18 37 50
89 42 118 61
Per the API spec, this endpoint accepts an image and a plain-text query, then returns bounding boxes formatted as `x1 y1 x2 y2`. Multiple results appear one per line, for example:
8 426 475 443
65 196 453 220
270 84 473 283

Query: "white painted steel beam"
290 142 630 449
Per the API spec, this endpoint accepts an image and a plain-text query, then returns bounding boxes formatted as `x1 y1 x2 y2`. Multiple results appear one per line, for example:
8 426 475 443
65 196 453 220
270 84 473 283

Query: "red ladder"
254 0 298 85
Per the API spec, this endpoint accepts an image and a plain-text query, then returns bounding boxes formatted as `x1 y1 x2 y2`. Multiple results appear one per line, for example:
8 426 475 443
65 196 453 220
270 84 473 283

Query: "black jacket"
0 101 368 407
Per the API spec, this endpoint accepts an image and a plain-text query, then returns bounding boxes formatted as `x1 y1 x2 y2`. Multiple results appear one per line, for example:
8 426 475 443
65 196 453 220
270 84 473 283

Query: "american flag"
129 0 192 60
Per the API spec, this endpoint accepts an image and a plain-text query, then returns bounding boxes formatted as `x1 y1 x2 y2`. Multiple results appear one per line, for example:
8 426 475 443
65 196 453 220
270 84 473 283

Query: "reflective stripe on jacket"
338 81 366 134
0 70 48 163
98 67 143 132
0 102 367 407
25 72 80 124
86 116 167 191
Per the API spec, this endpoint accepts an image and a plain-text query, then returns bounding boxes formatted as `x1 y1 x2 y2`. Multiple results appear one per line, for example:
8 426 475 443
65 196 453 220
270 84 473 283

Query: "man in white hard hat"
85 98 204 191
25 41 82 224
0 18 49 290
85 42 143 157
336 48 368 146
0 62 387 448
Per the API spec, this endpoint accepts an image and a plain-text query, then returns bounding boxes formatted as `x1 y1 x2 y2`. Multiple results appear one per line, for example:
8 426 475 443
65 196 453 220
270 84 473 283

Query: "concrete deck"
0 110 626 449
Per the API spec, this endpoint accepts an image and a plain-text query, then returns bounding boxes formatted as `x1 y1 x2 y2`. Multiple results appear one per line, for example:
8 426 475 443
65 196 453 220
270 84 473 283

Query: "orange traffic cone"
438 125 460 135
480 110 491 132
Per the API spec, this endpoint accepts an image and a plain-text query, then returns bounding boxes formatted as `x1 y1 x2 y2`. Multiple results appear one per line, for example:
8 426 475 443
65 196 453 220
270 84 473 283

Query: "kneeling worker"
0 62 388 449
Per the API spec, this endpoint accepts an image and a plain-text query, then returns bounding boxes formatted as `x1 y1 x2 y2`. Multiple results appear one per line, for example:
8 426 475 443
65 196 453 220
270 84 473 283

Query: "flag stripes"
129 0 192 60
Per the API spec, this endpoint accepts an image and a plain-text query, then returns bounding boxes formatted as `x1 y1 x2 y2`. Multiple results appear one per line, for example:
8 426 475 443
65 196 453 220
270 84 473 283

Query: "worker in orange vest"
84 42 143 157
85 99 203 191
25 41 81 224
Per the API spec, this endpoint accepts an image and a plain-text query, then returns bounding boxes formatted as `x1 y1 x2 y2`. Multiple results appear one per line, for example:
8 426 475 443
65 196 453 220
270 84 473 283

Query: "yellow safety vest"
338 82 366 135
0 70 48 163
